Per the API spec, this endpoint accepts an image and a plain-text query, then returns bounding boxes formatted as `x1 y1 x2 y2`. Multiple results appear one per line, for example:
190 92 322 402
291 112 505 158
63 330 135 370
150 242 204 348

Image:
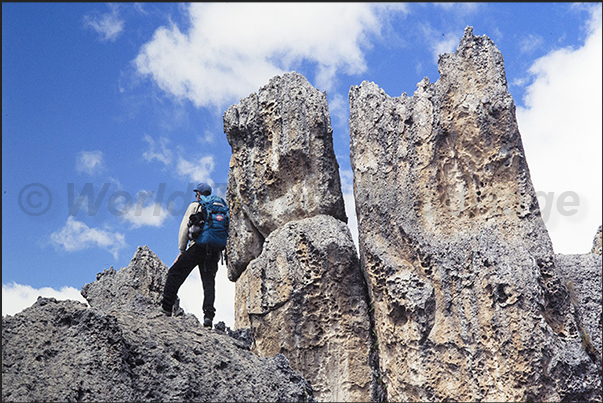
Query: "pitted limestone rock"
555 228 603 371
235 215 372 402
223 72 347 282
349 26 600 402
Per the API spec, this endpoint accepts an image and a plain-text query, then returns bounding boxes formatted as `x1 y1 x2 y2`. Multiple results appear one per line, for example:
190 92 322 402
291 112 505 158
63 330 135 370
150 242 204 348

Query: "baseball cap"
193 183 212 196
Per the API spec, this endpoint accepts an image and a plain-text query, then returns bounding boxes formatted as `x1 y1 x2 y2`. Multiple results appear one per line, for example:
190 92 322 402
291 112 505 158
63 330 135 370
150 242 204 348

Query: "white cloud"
135 3 407 108
419 23 462 63
50 217 127 259
339 169 359 251
177 155 215 184
432 35 460 62
328 93 350 130
121 192 170 229
142 135 217 186
2 282 88 317
1 270 236 327
433 3 481 14
76 150 105 176
198 130 216 145
142 134 173 165
419 3 484 63
83 3 125 42
516 4 602 254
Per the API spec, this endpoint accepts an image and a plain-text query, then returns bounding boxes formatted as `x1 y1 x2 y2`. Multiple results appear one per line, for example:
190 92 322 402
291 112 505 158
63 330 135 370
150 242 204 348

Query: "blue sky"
3 3 601 327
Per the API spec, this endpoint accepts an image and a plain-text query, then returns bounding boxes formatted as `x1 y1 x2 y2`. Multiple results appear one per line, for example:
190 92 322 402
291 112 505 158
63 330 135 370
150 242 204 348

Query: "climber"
159 182 230 329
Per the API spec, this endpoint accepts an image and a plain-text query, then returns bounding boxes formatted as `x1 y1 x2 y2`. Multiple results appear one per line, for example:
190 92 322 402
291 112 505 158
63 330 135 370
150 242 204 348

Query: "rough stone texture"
2 246 315 403
235 215 373 402
555 231 603 371
224 72 347 282
592 225 602 255
4 28 601 403
81 245 184 316
224 72 373 402
349 27 601 402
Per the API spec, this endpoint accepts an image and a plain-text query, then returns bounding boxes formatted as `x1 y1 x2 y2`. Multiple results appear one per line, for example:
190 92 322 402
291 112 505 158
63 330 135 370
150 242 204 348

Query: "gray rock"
592 225 602 255
349 26 600 402
2 246 315 403
555 250 602 369
224 72 347 282
81 245 183 316
235 215 373 402
223 72 374 402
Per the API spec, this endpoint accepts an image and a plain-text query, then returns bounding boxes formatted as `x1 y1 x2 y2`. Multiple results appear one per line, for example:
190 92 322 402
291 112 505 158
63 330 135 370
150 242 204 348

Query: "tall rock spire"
224 72 373 402
224 72 347 282
349 27 600 402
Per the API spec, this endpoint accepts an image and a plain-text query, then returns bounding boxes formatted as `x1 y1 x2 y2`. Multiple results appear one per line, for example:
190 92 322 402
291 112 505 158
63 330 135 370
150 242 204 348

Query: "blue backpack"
193 195 229 250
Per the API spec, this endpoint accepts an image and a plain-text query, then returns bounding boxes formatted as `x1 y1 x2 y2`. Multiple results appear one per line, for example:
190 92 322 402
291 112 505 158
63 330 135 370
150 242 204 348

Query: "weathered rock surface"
4 28 601 403
235 215 373 402
349 27 601 402
224 72 373 402
592 224 602 255
2 246 315 403
555 227 603 370
224 72 347 282
80 245 183 315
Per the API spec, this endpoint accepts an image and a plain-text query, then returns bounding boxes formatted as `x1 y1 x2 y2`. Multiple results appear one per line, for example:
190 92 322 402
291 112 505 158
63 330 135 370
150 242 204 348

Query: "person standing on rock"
159 183 230 328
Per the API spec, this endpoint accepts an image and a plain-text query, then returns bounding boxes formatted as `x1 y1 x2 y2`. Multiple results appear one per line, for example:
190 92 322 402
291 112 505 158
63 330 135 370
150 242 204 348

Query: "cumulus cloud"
82 3 125 42
519 34 545 54
431 35 460 62
2 282 88 317
516 4 602 253
50 217 127 259
419 22 463 64
121 191 170 229
76 150 105 176
420 3 483 63
432 3 482 14
177 155 215 184
135 3 407 108
328 93 350 130
141 135 217 187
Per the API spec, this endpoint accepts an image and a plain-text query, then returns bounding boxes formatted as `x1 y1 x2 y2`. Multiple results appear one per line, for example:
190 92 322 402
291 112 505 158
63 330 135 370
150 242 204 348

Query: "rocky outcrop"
2 246 314 403
235 215 373 402
349 27 600 402
3 28 601 403
80 245 183 315
592 225 602 254
224 72 347 282
224 72 373 402
555 228 603 371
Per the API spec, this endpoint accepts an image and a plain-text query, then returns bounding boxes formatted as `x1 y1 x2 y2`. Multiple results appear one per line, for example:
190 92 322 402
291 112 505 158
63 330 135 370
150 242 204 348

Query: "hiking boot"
158 305 172 317
203 318 213 328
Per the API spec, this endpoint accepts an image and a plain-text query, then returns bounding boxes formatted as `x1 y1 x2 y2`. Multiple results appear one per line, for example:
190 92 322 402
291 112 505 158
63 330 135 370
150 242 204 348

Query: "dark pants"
161 243 220 320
